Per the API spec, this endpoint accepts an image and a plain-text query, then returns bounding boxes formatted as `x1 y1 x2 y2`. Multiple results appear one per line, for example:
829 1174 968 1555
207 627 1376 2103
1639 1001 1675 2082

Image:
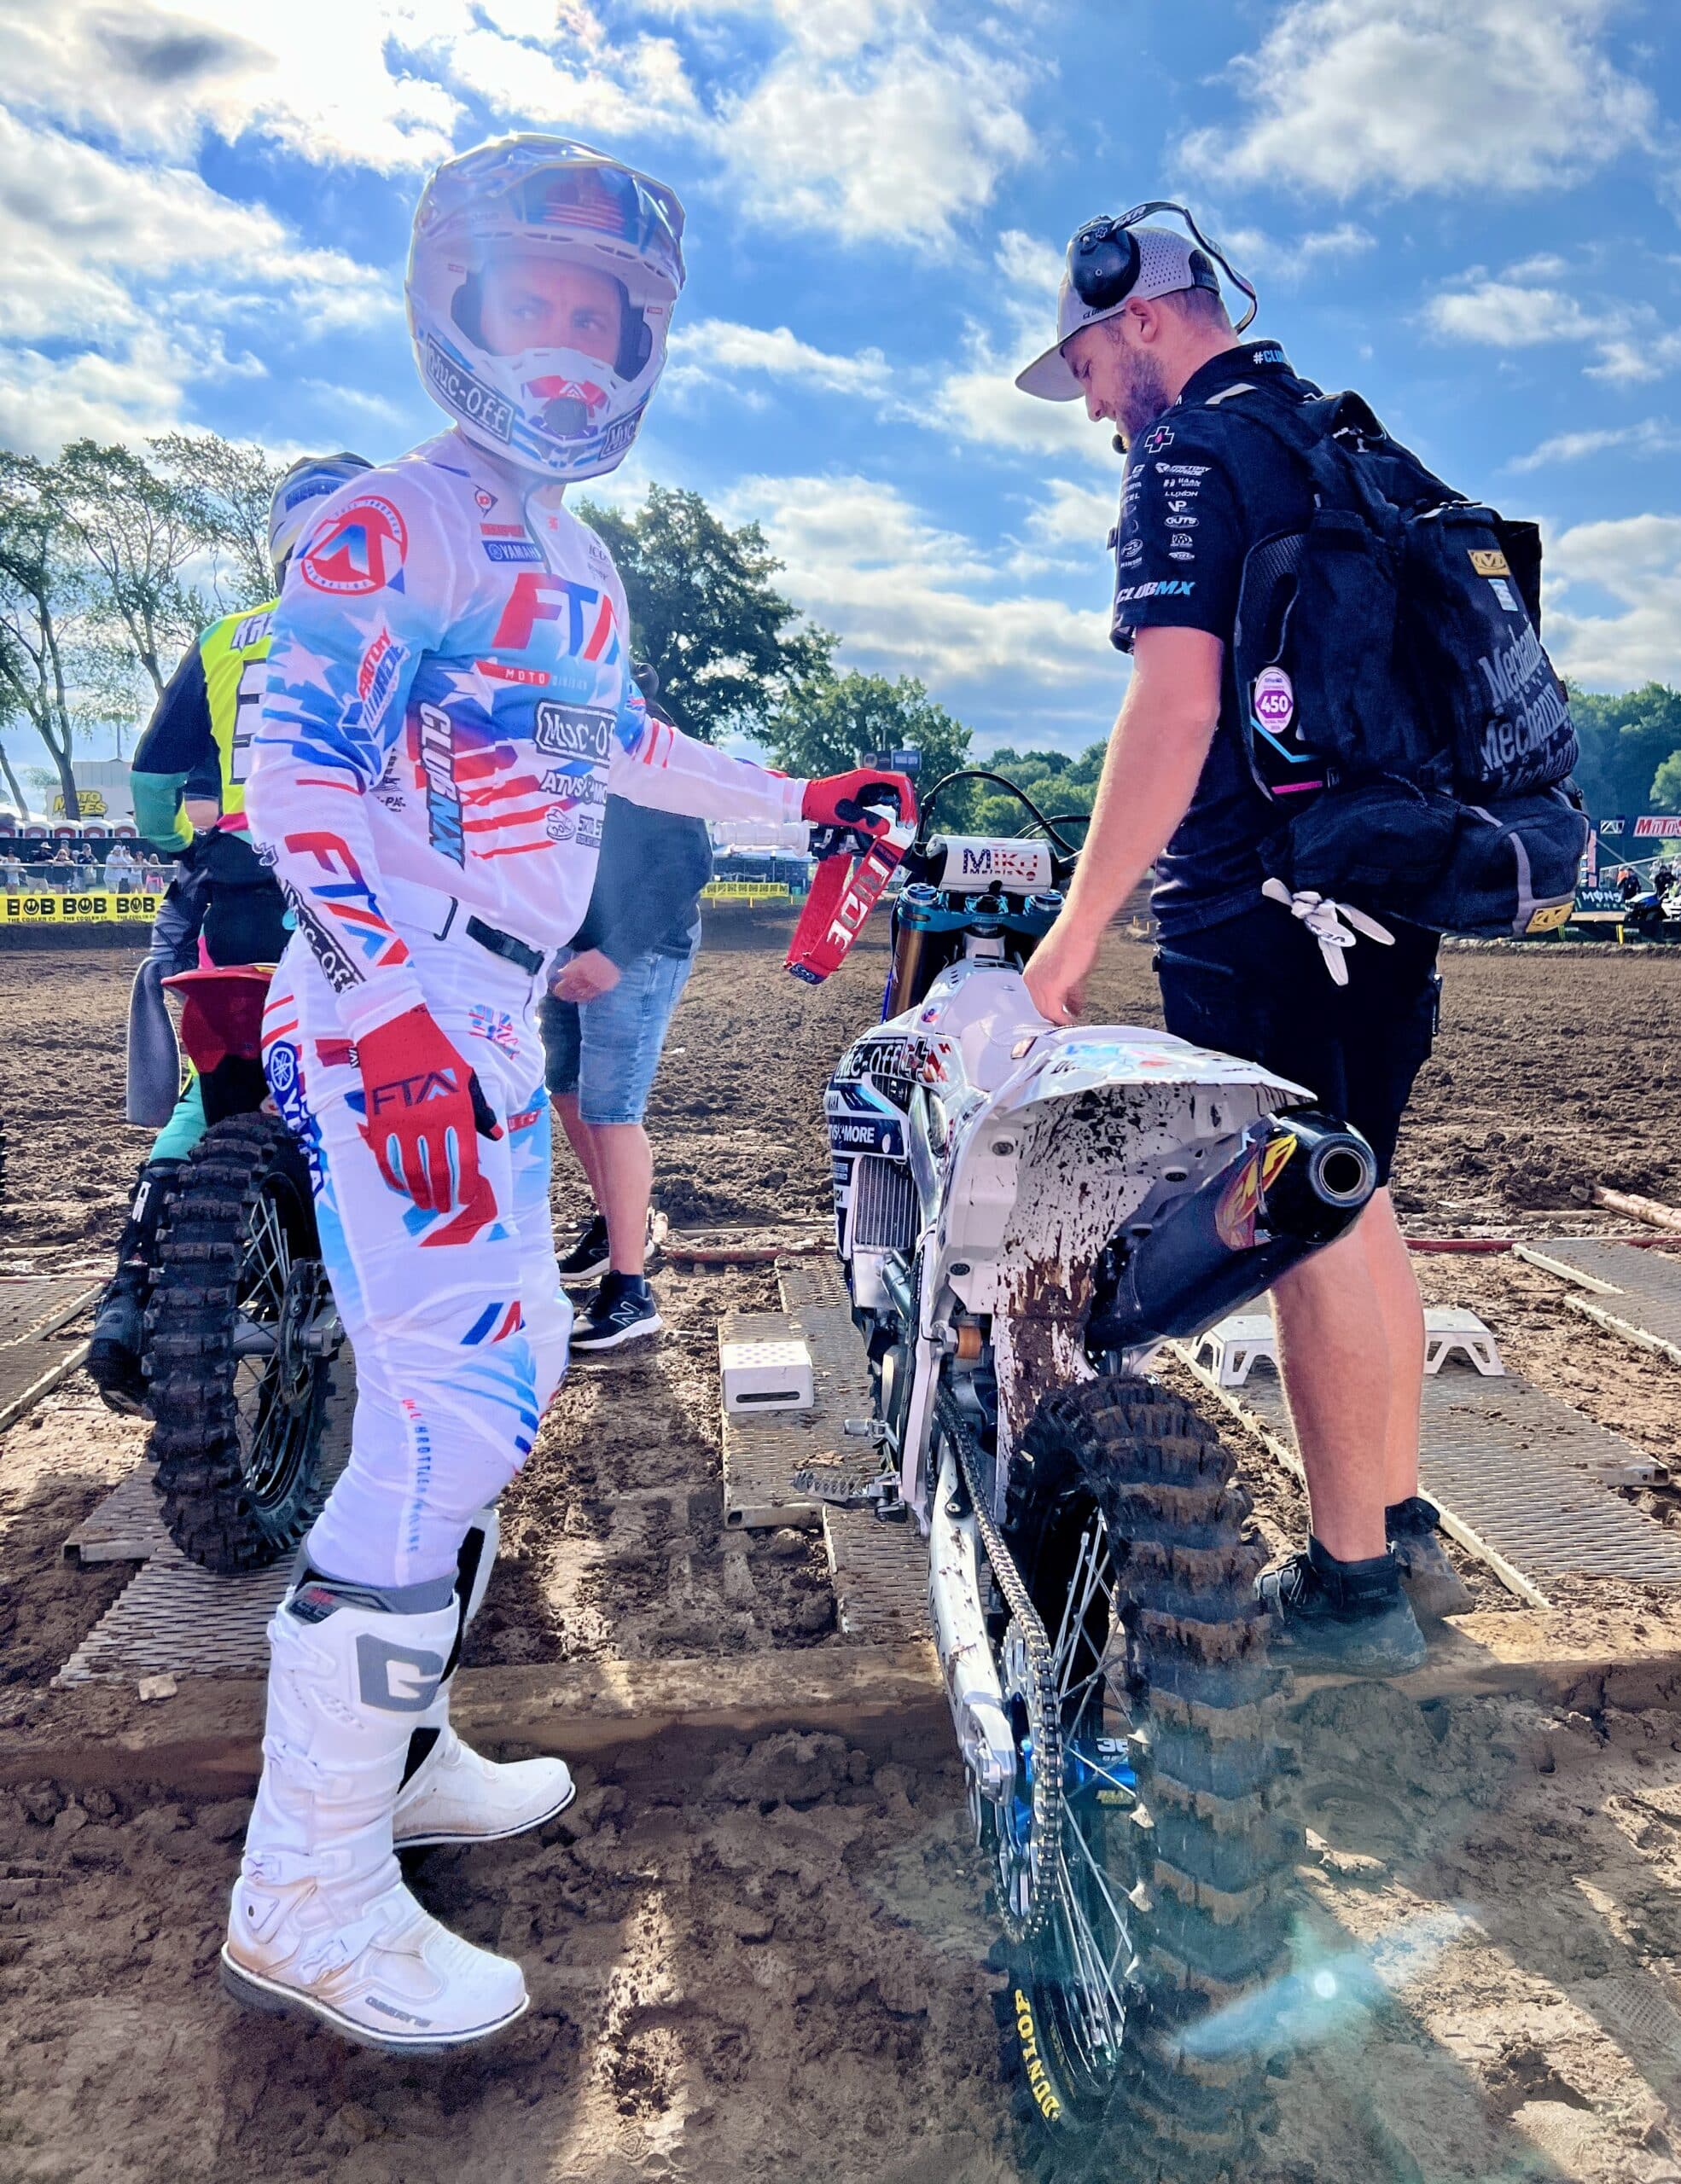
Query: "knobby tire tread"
998 1375 1299 2183
145 1112 332 1573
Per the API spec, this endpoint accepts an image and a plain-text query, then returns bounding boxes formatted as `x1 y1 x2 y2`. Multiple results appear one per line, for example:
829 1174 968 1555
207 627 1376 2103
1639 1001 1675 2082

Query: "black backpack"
1211 386 1587 938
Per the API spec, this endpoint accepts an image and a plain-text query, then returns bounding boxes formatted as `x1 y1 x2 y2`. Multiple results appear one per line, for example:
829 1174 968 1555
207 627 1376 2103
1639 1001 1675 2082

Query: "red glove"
801 769 916 838
354 1007 500 1216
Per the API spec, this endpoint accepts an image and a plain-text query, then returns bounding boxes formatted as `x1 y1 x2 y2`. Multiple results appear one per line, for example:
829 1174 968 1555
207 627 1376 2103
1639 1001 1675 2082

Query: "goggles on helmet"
268 451 373 577
406 134 686 485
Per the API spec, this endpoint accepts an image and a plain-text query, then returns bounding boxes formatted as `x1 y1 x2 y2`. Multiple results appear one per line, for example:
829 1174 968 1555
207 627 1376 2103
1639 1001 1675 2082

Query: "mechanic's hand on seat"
354 1006 501 1215
801 769 916 839
1023 909 1100 1027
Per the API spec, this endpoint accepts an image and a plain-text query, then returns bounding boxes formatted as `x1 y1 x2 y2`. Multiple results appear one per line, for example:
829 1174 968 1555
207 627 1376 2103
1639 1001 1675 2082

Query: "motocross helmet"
268 452 373 578
406 134 686 484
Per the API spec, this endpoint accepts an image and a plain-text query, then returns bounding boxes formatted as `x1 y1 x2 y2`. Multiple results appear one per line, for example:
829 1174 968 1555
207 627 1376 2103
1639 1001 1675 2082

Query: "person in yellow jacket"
88 452 370 1412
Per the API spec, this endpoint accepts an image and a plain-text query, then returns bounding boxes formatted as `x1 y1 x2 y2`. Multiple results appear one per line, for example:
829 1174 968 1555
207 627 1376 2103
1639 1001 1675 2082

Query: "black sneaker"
1387 1496 1473 1621
1256 1537 1428 1676
86 1271 148 1417
557 1214 609 1287
570 1276 662 1355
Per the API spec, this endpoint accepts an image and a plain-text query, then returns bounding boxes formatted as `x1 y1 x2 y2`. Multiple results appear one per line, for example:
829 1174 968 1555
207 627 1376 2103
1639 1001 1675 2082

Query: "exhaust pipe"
1086 1107 1378 1355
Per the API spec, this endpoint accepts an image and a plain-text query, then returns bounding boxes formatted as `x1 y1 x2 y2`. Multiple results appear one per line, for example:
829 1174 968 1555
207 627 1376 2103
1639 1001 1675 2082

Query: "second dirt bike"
137 966 341 1571
790 770 1379 2179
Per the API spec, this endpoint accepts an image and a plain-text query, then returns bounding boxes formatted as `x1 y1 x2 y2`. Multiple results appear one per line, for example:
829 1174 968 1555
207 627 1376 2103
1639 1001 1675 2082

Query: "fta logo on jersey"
302 497 408 596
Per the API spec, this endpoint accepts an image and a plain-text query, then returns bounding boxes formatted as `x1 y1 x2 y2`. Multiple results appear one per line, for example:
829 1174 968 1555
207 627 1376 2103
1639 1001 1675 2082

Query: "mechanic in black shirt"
1017 210 1459 1675
539 669 713 1355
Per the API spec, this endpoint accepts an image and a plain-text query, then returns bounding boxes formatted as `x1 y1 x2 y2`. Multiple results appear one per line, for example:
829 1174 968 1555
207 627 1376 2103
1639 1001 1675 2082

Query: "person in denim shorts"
541 778 711 1351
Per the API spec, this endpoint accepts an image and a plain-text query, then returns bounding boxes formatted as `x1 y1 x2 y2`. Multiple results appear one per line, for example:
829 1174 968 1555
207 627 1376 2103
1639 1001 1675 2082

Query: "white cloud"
725 471 1117 698
1424 282 1591 349
0 107 396 451
0 334 212 453
1424 270 1681 386
1585 331 1681 386
1223 223 1376 285
717 27 1035 245
0 0 462 172
1183 0 1655 200
0 111 391 340
1545 514 1681 688
669 320 895 401
1509 420 1681 472
928 232 1115 466
1023 480 1115 551
4 0 1040 258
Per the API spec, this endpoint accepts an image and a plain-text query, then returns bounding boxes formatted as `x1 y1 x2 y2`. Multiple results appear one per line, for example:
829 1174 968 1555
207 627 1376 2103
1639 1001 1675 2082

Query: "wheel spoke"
1065 1808 1134 1977
1056 1841 1128 2050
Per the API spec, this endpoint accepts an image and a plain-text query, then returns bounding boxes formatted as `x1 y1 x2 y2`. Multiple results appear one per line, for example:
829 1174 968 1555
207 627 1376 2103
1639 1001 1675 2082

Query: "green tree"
152 429 288 607
762 669 972 818
0 452 93 816
969 741 1106 841
52 440 206 697
1652 746 1681 812
573 484 834 741
1568 683 1681 816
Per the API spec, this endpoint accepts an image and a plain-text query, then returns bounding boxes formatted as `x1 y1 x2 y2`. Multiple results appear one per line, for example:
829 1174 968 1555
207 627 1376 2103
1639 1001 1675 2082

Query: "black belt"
464 915 545 978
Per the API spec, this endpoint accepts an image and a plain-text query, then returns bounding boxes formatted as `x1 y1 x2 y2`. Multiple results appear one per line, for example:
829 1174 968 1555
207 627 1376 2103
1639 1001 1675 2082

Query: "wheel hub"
276 1258 330 1409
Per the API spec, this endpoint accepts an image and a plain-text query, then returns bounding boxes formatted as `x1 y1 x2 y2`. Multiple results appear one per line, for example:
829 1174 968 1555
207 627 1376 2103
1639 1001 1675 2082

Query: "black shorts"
1155 906 1440 1184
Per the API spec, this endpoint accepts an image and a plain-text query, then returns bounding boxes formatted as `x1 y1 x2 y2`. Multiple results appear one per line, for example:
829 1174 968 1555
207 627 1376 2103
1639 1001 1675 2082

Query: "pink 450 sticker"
1252 665 1295 735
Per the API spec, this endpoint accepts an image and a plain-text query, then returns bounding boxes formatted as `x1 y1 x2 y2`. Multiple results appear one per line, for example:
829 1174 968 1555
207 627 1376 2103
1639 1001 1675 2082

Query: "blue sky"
3 0 1680 757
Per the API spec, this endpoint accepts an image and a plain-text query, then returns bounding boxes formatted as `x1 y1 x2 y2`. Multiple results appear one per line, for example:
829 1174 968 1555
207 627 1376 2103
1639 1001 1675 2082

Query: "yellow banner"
2 891 159 924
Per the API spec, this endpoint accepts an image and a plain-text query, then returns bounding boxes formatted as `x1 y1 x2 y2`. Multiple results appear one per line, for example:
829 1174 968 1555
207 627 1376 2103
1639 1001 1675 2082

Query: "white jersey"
245 429 802 1037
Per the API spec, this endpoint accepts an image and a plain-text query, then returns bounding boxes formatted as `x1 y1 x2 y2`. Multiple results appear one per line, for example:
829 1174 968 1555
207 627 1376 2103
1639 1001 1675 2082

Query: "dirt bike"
1622 877 1681 942
137 965 341 1571
788 771 1380 2180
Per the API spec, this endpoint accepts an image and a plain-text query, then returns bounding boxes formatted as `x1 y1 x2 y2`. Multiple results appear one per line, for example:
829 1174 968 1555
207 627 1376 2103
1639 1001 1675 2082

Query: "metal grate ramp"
53 1374 353 1684
0 1275 98 1345
0 1276 100 1432
719 1260 877 1530
720 1258 925 1641
55 1550 286 1684
64 1463 170 1564
1516 1238 1681 1368
1183 1353 1681 1605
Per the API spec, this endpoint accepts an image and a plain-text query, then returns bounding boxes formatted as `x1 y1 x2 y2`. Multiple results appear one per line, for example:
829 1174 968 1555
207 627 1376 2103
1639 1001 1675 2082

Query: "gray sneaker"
1387 1496 1473 1620
1256 1540 1428 1676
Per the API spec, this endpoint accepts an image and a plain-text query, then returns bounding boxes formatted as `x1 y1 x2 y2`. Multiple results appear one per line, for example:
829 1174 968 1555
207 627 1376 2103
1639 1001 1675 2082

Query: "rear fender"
931 1031 1310 1480
161 965 276 1075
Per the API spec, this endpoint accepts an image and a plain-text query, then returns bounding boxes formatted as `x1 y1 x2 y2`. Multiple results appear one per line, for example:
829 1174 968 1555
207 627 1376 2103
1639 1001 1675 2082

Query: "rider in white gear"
224 134 910 2053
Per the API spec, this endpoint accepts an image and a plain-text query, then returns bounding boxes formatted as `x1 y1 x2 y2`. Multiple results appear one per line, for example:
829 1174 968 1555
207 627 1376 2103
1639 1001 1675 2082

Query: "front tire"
145 1113 335 1572
995 1377 1297 2181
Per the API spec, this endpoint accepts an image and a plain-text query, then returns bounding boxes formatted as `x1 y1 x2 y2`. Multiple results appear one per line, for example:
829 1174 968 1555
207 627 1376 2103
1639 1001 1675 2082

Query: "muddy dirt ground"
3 927 1681 2183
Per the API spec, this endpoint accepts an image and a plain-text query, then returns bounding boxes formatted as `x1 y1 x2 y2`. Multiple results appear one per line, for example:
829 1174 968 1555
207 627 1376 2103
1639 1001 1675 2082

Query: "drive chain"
934 1381 1065 1945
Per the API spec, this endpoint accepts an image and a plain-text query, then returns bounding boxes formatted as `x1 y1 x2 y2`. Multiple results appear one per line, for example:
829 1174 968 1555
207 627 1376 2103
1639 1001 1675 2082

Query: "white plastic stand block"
1193 1315 1277 1388
1192 1304 1503 1388
1422 1307 1504 1378
720 1331 815 1414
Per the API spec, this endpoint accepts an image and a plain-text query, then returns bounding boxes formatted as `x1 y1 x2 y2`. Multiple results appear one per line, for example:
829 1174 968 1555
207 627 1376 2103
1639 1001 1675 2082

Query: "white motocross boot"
393 1507 575 1850
222 1571 529 2053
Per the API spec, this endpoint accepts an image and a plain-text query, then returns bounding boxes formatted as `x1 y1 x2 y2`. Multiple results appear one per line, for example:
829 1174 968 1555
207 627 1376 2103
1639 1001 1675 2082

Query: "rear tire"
145 1113 335 1572
996 1376 1298 2181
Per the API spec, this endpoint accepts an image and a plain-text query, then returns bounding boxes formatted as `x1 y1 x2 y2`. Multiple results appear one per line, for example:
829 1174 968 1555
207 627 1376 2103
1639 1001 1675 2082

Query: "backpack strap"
1203 383 1452 528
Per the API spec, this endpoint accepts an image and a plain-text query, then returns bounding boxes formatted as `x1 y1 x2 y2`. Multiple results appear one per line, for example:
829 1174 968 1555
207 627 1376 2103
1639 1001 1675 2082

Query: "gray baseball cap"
1015 225 1215 402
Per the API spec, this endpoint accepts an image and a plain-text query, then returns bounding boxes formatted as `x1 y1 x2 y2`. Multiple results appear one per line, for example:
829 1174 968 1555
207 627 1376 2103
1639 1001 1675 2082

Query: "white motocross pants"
262 919 571 1589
